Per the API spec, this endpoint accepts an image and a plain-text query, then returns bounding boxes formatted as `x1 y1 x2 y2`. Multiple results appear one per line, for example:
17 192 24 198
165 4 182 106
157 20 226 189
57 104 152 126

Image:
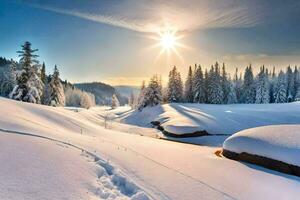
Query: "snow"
119 102 300 135
223 125 300 167
0 132 148 200
1 97 300 200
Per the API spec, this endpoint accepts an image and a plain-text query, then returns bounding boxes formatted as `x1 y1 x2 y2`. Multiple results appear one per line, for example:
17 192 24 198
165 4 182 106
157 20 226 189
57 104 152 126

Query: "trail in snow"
0 129 151 200
0 127 236 200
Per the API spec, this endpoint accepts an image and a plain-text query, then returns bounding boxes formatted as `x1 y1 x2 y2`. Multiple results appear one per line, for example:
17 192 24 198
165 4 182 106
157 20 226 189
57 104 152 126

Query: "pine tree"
192 65 205 103
184 66 194 102
10 41 44 103
142 75 162 108
242 65 255 103
227 77 237 104
41 62 47 84
269 67 276 103
286 66 294 102
137 81 146 111
274 70 287 103
111 94 120 109
233 68 243 103
221 63 230 103
255 66 270 104
44 65 65 106
293 66 299 99
167 66 183 102
207 63 224 104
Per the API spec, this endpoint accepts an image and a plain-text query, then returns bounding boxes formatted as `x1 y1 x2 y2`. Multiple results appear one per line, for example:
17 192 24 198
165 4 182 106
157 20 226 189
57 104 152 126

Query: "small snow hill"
120 102 300 136
223 125 300 177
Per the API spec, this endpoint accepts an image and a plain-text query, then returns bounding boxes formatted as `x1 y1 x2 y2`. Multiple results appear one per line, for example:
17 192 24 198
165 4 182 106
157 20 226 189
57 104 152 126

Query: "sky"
0 0 300 86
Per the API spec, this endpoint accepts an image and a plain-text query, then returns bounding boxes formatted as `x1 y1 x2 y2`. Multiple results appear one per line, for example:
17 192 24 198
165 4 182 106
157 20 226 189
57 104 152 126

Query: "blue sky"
1 0 300 85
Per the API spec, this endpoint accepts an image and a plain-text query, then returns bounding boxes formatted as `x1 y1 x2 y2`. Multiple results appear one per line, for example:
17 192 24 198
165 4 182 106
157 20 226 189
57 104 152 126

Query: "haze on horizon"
1 0 300 86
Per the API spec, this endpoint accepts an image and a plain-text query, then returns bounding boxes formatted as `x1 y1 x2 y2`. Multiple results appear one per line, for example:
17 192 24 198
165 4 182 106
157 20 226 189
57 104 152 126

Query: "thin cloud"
26 0 297 33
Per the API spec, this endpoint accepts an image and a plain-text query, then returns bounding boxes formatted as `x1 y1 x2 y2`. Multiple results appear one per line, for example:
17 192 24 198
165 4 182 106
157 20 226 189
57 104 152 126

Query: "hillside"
1 98 300 200
115 85 140 98
74 82 128 105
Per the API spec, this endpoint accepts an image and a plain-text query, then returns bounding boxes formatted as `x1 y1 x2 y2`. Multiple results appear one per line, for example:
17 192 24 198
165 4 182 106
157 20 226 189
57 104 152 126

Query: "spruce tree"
227 77 238 104
286 66 294 102
10 41 44 103
44 65 65 106
233 68 243 103
137 81 146 111
143 75 163 107
274 70 287 103
207 63 223 104
193 65 205 103
167 66 183 102
221 63 230 103
242 65 255 103
41 62 47 84
255 66 270 104
184 66 194 103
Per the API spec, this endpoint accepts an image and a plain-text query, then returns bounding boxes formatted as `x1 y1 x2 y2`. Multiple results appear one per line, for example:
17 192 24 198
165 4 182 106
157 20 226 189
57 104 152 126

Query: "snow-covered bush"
111 94 120 109
65 87 95 109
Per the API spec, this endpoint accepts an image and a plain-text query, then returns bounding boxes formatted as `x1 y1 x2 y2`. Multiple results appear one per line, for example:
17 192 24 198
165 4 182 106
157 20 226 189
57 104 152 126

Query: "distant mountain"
115 85 140 98
74 82 128 105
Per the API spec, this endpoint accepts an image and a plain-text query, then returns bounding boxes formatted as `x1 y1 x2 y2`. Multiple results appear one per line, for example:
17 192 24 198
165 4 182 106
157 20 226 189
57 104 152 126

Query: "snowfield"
223 125 300 167
118 103 300 136
1 97 300 200
0 132 149 200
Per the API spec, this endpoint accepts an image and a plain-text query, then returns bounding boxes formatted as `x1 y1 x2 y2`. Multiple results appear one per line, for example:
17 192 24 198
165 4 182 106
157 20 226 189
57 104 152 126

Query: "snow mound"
122 103 300 136
223 125 300 168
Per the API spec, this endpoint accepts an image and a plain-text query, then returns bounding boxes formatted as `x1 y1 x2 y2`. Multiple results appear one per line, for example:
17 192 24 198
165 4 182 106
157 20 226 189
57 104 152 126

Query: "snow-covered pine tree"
41 62 47 84
233 68 243 103
167 66 183 102
111 94 120 109
221 63 230 103
286 66 294 102
241 65 255 103
137 81 147 111
293 66 299 99
44 65 65 106
294 86 300 101
142 75 162 107
184 66 194 102
10 41 44 103
227 77 238 104
204 69 209 103
274 70 287 103
255 66 270 104
0 61 17 97
207 63 224 104
192 65 205 103
269 66 276 103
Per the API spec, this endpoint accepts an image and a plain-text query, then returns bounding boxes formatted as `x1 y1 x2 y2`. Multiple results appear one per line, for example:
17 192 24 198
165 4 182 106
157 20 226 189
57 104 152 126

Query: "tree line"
0 41 95 108
135 63 300 110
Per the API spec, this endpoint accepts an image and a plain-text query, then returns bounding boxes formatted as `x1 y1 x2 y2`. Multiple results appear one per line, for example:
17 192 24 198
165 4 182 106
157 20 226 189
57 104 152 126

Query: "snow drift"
121 102 300 136
223 125 300 177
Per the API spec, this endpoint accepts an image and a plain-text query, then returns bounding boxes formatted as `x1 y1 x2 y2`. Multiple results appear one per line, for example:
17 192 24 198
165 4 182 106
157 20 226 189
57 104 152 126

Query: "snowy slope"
0 132 148 200
1 97 300 200
120 103 300 135
223 125 300 167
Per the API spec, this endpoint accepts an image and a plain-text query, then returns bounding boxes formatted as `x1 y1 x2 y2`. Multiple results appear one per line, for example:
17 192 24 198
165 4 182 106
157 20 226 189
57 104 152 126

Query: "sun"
147 27 187 60
160 31 177 50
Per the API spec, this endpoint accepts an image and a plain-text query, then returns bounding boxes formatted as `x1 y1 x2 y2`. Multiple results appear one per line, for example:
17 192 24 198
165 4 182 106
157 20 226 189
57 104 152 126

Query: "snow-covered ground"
223 125 300 167
0 132 149 200
1 97 300 200
115 103 300 135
